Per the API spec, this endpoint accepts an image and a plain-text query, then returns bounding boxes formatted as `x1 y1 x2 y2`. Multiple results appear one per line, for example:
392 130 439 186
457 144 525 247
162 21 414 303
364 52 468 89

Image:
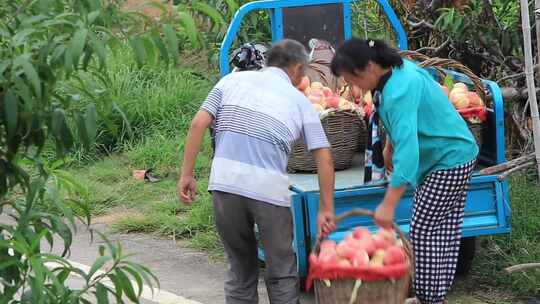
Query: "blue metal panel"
220 0 409 76
484 80 506 164
273 8 284 42
303 178 511 257
342 0 352 40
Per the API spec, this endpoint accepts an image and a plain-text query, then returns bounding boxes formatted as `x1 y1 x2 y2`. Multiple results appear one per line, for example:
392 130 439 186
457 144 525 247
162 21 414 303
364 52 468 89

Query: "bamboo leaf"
162 24 179 59
88 11 100 25
84 103 98 147
129 37 146 68
178 12 200 49
4 90 18 140
150 30 169 65
70 28 89 68
88 256 111 281
95 283 109 304
90 31 107 68
113 102 132 138
141 36 157 64
75 112 90 149
115 269 138 303
21 61 42 99
224 0 239 18
192 1 226 31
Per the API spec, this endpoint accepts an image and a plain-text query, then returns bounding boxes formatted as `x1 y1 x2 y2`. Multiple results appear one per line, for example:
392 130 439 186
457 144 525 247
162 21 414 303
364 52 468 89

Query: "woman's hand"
374 201 396 229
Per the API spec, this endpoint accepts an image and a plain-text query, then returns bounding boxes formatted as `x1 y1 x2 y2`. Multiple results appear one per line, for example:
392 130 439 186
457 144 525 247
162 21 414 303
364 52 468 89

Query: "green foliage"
473 174 540 297
0 0 192 302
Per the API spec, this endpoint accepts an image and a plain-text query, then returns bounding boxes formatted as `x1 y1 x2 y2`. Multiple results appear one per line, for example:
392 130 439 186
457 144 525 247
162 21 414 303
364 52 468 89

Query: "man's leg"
213 191 260 304
251 201 299 304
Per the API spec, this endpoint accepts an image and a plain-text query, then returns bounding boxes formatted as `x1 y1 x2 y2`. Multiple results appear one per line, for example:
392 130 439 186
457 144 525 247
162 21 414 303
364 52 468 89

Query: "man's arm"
178 110 214 204
312 148 336 239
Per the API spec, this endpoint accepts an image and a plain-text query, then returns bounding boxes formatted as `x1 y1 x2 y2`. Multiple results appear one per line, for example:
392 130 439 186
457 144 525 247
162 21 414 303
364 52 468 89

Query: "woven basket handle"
399 50 488 104
312 208 415 277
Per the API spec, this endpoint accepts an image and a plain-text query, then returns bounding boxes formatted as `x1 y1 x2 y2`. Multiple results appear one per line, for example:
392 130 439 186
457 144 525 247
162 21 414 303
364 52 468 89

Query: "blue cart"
219 0 511 282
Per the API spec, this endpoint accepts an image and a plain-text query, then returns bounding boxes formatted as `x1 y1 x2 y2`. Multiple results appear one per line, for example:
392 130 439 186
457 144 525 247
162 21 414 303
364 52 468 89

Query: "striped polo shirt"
201 67 330 207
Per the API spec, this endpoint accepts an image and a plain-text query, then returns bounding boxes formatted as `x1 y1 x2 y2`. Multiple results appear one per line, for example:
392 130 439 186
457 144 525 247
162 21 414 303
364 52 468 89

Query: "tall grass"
473 173 540 298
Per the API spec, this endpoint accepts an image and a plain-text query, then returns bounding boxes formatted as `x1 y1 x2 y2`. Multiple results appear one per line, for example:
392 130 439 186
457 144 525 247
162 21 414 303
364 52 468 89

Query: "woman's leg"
410 160 475 304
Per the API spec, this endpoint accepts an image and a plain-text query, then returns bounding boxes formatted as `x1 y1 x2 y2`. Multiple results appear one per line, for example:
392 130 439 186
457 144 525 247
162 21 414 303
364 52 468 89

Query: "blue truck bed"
223 0 512 281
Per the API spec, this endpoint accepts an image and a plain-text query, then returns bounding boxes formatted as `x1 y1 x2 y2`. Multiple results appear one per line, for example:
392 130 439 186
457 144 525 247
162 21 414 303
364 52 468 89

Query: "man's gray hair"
266 39 309 69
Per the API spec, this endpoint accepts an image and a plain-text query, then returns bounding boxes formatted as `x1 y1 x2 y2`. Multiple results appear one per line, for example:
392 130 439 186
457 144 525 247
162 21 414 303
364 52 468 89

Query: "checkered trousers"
410 160 476 304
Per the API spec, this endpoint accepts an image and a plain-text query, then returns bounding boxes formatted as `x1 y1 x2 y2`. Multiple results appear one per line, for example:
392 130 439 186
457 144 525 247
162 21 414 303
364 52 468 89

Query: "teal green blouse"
377 59 479 188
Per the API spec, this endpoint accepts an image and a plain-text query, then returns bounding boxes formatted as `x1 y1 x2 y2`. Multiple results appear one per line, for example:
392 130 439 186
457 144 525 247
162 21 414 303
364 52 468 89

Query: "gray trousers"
212 191 299 304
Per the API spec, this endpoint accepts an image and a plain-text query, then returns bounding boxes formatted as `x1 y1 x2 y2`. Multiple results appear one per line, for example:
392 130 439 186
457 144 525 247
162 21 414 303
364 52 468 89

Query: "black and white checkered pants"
410 160 476 304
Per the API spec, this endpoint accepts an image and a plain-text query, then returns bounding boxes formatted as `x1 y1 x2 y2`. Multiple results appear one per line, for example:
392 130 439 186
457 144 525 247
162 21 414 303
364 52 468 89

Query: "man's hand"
383 141 393 173
317 209 336 240
178 110 213 205
177 175 197 204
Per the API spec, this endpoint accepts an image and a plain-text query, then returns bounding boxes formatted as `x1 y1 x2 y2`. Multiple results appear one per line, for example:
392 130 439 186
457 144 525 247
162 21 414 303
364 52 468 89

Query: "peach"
450 92 469 109
297 76 310 91
351 251 370 267
383 246 407 265
327 96 340 108
369 249 386 267
352 227 371 240
311 81 324 90
322 86 333 98
453 82 468 91
468 92 484 107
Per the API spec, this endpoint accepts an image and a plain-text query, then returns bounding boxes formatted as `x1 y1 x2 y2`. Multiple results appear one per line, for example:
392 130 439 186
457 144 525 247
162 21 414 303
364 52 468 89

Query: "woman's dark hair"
331 38 403 76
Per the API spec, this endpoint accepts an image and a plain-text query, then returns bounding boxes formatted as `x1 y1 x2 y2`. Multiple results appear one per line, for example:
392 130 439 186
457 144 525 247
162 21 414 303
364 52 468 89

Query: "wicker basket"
287 109 367 173
399 50 487 147
311 209 413 304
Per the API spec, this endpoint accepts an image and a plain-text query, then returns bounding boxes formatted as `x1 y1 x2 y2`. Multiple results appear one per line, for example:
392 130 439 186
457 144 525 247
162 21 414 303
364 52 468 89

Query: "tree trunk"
520 0 540 177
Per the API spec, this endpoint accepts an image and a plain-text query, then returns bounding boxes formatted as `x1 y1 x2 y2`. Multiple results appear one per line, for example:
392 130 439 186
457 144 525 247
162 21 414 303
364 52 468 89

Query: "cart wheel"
456 237 476 276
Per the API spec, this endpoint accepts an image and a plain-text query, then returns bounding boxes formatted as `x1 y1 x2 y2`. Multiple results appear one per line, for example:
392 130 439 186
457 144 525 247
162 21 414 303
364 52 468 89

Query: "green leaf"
57 268 71 284
88 256 111 281
224 0 239 18
115 269 138 303
75 112 90 149
112 102 133 138
4 90 18 140
95 283 109 304
192 1 226 31
141 36 157 64
21 61 42 99
0 259 19 271
85 103 98 146
123 261 159 290
12 29 36 47
178 12 200 49
443 74 455 91
29 257 45 302
121 266 143 298
150 30 169 65
70 28 89 68
89 32 107 68
129 37 147 68
108 274 124 303
162 24 179 60
88 11 100 24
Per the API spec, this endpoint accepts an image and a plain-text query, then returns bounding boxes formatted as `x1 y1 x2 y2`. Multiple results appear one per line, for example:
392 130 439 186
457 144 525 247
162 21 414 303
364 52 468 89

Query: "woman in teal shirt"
331 38 478 304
